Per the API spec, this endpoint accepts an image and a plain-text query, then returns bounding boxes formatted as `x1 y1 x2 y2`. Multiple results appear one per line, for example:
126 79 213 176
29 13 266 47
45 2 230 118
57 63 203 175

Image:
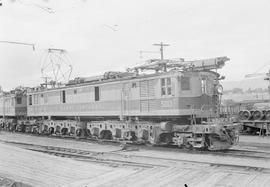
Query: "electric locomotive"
0 57 239 150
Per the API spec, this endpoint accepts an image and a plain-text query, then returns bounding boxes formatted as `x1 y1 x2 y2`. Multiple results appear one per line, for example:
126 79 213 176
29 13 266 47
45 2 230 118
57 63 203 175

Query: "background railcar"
0 88 27 119
27 70 219 123
0 88 27 131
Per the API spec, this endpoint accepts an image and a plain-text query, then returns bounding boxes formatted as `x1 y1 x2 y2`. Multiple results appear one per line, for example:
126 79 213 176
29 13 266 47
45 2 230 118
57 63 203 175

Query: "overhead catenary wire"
253 61 270 74
0 40 35 50
228 60 270 92
103 24 118 32
16 0 55 14
245 60 270 78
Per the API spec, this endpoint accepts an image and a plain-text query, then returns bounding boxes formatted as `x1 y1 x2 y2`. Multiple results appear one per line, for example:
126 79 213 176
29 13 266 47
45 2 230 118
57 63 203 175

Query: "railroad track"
4 131 270 160
1 139 270 174
2 131 270 159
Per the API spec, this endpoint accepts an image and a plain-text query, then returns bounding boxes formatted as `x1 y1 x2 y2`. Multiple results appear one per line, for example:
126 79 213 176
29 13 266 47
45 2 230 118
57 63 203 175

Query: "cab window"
16 97 22 104
60 90 66 103
94 86 100 101
29 95 32 105
161 78 172 96
181 77 190 90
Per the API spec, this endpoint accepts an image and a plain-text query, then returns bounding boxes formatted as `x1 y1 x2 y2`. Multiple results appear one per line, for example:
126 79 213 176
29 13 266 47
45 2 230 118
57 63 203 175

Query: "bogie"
0 119 239 151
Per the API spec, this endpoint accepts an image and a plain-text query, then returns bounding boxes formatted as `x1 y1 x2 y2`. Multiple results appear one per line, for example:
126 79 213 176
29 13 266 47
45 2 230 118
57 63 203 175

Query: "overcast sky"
0 0 270 90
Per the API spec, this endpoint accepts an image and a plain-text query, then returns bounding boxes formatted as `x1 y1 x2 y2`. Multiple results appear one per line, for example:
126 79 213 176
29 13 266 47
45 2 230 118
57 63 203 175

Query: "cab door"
121 83 131 116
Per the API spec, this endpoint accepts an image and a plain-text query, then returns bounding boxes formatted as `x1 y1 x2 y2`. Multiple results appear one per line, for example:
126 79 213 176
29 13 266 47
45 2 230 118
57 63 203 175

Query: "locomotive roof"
28 70 218 94
28 56 228 94
0 88 27 98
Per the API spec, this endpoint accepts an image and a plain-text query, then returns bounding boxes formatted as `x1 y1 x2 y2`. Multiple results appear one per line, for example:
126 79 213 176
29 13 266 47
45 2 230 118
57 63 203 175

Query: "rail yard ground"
0 132 270 187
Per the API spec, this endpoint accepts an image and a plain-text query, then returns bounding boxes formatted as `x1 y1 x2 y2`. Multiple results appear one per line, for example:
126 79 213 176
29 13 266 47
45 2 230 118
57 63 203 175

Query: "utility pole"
153 42 170 60
264 69 270 97
3 97 5 120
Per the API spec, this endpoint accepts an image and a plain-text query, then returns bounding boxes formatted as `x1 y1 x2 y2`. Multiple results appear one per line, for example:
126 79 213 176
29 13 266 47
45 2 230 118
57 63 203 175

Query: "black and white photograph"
0 0 270 186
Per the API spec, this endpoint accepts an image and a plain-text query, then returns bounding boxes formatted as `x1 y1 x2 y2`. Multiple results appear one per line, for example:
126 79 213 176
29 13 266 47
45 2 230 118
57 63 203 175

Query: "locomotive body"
0 88 27 131
27 71 217 121
0 89 27 117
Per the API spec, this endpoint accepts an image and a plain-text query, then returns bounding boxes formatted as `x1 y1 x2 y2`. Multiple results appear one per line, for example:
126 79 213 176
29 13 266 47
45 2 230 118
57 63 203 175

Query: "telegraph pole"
153 42 170 60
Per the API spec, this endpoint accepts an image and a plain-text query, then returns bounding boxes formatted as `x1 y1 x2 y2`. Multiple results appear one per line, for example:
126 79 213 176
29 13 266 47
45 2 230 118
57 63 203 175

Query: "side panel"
27 83 123 117
27 71 217 118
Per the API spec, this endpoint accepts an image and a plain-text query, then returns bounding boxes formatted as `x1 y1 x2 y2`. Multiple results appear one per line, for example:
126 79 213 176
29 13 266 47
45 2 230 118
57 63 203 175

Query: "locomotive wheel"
140 129 149 141
86 129 91 137
5 123 10 131
25 127 31 133
70 127 76 135
124 131 137 141
42 125 49 134
32 127 39 134
48 127 54 134
100 130 113 140
61 128 69 136
184 143 193 150
204 135 212 150
76 129 83 137
159 133 172 145
55 126 61 135
114 128 122 138
9 125 16 132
